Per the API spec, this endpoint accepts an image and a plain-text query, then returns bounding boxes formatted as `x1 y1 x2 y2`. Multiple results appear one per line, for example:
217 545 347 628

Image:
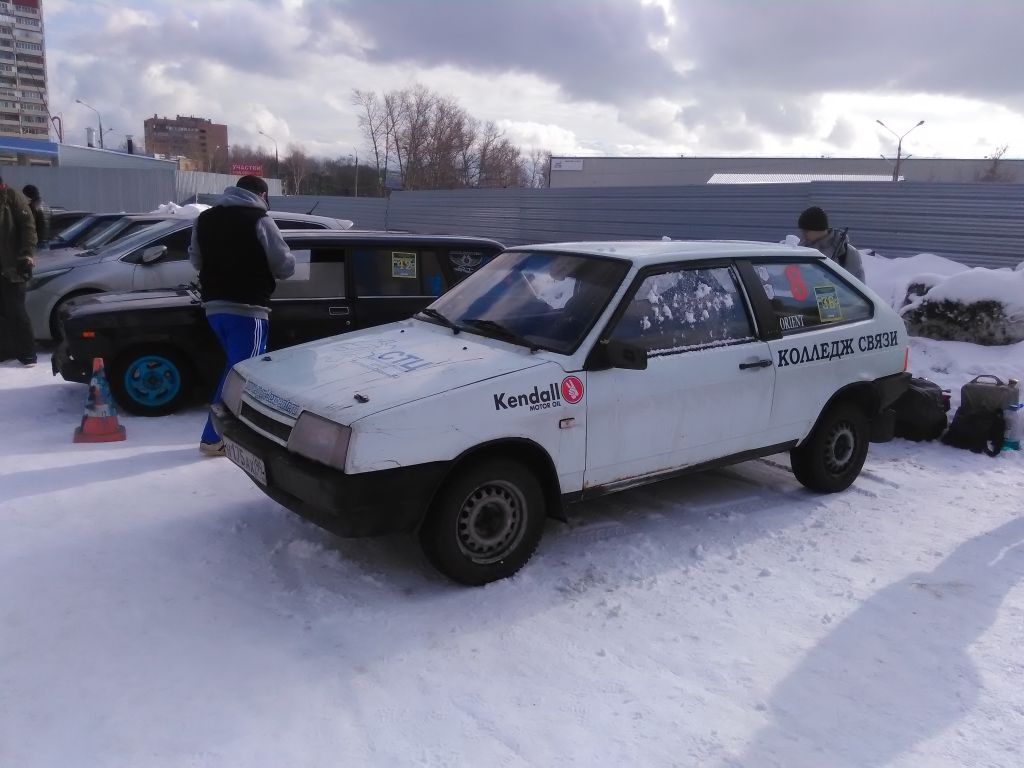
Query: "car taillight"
81 331 96 339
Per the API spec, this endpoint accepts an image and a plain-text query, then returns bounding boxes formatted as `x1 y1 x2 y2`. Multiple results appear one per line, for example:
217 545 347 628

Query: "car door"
268 244 352 348
351 244 449 326
130 228 197 291
745 258 876 441
583 262 776 493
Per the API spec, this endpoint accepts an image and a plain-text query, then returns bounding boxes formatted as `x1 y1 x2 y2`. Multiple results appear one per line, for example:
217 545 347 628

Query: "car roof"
280 231 505 247
513 240 826 264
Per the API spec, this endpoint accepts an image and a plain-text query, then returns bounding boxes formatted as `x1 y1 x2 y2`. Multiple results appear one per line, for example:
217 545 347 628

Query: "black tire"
791 402 870 493
50 290 102 341
419 458 547 586
108 347 195 417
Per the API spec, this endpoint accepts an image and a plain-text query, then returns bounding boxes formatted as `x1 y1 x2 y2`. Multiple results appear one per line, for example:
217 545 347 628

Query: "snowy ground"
2 337 1022 767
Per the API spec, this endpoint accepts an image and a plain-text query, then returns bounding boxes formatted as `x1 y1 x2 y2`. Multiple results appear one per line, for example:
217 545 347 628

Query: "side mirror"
140 245 167 264
587 339 648 371
607 339 647 370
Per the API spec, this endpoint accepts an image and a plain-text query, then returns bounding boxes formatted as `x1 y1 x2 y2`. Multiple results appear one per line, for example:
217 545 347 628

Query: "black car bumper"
51 342 91 383
211 404 447 538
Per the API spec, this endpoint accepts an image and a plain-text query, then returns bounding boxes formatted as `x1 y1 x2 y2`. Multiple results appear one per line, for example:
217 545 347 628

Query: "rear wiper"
418 307 460 334
462 318 540 352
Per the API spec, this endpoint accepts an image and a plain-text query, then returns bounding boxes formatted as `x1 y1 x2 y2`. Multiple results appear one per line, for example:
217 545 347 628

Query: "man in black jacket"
189 175 295 455
22 184 50 244
0 177 38 366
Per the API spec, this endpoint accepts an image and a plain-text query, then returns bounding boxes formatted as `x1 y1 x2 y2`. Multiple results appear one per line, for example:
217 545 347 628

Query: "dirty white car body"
213 240 910 584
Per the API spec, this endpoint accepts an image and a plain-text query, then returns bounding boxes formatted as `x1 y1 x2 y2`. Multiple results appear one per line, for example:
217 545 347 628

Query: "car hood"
235 320 554 423
33 248 98 271
65 286 199 318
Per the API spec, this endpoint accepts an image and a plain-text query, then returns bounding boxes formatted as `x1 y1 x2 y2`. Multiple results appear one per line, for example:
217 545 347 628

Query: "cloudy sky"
45 0 1024 161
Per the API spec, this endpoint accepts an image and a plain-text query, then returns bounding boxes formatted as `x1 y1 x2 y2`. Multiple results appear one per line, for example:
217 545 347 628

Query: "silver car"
27 212 354 340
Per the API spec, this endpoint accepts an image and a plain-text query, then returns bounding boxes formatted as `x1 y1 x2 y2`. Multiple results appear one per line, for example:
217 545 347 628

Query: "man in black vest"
189 175 295 455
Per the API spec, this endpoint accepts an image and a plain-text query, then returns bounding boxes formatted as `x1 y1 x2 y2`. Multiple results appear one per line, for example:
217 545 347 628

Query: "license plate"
225 439 267 485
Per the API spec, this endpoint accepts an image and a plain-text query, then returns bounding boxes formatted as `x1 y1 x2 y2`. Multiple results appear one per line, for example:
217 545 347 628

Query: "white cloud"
42 0 1024 161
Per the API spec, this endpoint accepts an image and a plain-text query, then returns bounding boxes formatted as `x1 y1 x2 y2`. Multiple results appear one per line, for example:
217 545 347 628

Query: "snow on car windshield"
425 250 630 354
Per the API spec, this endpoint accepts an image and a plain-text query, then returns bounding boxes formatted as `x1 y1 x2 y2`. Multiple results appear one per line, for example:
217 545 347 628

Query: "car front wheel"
109 348 195 417
419 458 547 585
790 402 870 493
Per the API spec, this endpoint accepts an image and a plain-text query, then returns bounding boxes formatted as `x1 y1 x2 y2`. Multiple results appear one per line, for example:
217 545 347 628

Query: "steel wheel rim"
456 480 528 565
125 356 181 406
824 422 857 474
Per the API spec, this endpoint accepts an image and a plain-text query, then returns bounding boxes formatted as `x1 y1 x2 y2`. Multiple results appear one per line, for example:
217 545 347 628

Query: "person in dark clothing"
798 206 866 282
0 176 39 366
188 175 295 455
22 184 50 244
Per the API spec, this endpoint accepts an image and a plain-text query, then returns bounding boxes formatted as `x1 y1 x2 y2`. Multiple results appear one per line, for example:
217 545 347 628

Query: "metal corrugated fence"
268 183 1023 269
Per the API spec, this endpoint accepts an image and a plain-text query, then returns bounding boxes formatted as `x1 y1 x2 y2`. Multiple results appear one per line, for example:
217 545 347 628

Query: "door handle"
739 359 773 370
328 306 351 317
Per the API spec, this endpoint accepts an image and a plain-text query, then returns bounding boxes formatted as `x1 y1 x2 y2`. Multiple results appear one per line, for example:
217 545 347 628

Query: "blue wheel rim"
124 355 181 407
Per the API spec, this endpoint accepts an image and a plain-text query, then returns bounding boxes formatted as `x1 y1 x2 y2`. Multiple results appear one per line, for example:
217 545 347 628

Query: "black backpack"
893 378 948 442
942 404 1005 457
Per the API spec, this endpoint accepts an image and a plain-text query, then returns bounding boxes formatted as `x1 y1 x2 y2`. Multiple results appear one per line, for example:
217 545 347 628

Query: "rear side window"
273 248 345 299
353 248 442 297
610 265 755 355
275 219 327 230
752 261 872 334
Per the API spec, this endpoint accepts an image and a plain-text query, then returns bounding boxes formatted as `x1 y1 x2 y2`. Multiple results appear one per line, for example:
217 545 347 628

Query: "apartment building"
0 0 48 139
144 114 229 170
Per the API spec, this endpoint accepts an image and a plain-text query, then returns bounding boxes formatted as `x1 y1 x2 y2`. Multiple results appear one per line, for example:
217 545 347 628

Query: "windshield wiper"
418 307 460 334
462 318 540 352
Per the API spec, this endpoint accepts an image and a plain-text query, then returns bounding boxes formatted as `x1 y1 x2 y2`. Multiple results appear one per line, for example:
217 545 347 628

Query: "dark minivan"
53 231 503 415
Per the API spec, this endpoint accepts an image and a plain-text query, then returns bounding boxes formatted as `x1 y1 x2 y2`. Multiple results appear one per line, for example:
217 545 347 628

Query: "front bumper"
51 341 91 383
211 404 448 538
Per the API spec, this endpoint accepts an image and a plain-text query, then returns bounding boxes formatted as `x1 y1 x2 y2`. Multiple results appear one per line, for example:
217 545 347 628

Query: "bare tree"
353 89 388 195
977 145 1016 183
354 84 532 191
525 148 552 188
283 144 312 195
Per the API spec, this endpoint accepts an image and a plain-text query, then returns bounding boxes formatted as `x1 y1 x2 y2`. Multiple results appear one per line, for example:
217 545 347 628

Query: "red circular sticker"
561 376 584 404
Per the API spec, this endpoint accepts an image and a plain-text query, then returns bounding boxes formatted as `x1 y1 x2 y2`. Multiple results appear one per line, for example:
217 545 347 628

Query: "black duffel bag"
942 405 1005 457
893 377 948 442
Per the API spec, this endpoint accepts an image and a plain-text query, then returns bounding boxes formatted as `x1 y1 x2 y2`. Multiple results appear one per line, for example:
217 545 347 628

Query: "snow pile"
861 251 970 310
864 252 1024 345
150 202 210 217
920 267 1024 317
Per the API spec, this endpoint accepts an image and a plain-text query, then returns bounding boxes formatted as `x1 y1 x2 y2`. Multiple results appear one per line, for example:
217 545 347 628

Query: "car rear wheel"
419 458 546 585
791 402 870 493
109 348 195 417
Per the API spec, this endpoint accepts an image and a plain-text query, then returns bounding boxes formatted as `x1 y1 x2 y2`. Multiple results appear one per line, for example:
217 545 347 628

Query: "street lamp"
209 145 222 172
258 130 279 181
75 98 104 149
876 119 925 182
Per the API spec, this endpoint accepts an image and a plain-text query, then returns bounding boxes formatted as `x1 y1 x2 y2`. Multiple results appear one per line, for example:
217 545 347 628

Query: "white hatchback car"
212 240 910 584
25 212 354 340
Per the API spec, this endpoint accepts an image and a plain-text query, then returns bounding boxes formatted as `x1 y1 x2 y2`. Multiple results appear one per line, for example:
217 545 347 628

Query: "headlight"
288 412 351 470
222 369 245 415
26 268 72 291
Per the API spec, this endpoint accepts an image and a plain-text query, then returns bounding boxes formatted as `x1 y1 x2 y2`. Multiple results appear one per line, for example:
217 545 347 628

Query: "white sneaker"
199 440 226 457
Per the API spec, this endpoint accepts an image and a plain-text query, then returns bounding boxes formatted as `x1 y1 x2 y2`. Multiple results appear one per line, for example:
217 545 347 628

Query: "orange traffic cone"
73 358 127 443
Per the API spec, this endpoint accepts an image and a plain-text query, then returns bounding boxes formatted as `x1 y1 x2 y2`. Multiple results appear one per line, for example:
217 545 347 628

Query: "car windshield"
82 218 162 250
424 250 629 354
53 215 103 244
